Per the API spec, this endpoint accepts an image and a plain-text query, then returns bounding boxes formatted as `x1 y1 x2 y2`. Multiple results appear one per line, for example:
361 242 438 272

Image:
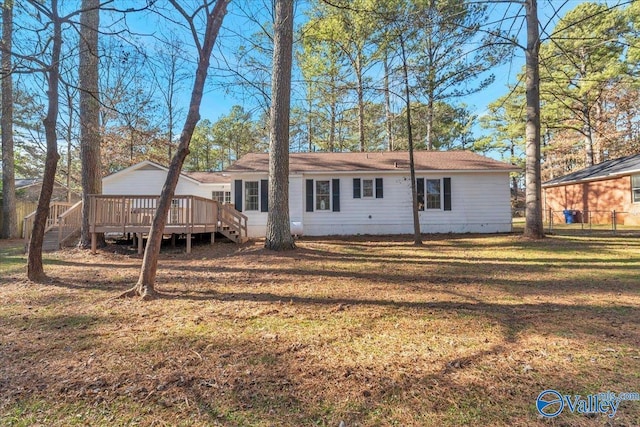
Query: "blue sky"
131 0 625 141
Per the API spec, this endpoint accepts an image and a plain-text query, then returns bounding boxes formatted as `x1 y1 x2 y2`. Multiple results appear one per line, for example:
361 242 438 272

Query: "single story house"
102 160 232 203
14 178 80 203
542 153 640 225
225 151 517 237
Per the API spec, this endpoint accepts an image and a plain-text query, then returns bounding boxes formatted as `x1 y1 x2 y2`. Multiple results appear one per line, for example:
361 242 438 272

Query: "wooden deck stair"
42 227 61 251
23 201 83 252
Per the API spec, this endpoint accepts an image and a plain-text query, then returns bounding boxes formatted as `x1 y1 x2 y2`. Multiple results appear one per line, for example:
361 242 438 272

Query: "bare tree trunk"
524 0 544 239
1 0 17 239
329 100 336 152
401 35 422 246
79 0 103 248
583 103 595 166
384 52 393 152
426 96 434 150
307 94 313 152
27 0 62 281
122 0 228 299
265 0 295 251
356 50 365 152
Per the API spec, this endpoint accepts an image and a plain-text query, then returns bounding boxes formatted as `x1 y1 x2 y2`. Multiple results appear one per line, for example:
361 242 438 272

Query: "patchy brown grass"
1 234 639 426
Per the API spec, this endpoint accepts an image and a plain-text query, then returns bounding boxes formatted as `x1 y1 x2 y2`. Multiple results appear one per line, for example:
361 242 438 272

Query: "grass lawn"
1 234 639 426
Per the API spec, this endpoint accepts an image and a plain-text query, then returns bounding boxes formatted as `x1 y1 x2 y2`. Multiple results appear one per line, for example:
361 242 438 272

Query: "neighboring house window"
316 180 330 210
245 181 259 211
633 175 640 203
212 191 231 204
362 179 374 197
426 179 441 209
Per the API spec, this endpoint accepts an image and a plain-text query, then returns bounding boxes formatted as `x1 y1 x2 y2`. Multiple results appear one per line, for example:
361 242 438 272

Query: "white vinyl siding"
103 167 229 199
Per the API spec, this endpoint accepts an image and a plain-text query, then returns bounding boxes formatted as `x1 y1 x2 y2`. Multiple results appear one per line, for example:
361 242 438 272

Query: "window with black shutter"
306 179 314 212
234 180 243 212
443 177 451 211
353 178 361 198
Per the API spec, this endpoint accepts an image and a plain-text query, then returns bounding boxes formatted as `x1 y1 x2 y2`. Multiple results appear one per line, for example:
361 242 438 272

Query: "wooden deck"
88 195 248 253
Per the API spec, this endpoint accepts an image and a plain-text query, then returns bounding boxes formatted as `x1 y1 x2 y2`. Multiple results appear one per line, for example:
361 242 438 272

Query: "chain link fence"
512 208 640 235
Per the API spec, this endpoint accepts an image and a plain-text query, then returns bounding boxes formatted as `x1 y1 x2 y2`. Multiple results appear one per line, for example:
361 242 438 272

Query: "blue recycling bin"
563 210 574 224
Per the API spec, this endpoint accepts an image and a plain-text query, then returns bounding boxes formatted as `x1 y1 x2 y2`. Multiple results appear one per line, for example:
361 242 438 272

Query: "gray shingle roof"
225 151 517 173
543 153 640 187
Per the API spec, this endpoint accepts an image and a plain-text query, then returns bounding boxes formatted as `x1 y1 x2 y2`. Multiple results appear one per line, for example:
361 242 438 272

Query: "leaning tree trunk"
265 0 295 251
523 0 544 239
79 0 103 248
1 0 17 239
28 0 62 281
123 0 228 299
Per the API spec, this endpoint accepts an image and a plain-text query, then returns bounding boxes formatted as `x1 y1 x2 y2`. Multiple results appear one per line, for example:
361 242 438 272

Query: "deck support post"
171 233 176 247
138 233 143 254
186 233 192 253
211 232 215 244
91 232 97 254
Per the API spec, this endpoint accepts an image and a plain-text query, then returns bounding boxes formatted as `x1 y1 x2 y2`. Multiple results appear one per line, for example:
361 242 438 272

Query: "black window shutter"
353 178 361 198
306 179 314 212
260 179 269 212
417 178 424 211
443 177 452 211
375 178 383 198
234 179 243 212
332 179 340 212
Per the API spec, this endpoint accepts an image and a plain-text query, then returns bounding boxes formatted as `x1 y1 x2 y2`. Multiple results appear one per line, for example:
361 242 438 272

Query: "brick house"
542 154 640 225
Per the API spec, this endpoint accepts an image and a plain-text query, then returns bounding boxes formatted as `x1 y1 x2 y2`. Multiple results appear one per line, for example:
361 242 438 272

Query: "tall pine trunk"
265 0 295 251
1 0 17 239
384 52 393 151
28 0 62 281
79 0 103 248
524 0 544 239
401 35 422 246
123 0 228 299
356 50 365 152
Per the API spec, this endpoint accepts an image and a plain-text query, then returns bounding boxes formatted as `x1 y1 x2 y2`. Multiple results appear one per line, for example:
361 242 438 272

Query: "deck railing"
23 202 74 241
89 194 220 233
57 201 83 246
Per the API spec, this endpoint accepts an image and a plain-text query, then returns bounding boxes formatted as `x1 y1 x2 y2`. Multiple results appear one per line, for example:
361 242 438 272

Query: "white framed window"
633 175 640 203
316 180 330 210
245 181 259 211
212 191 231 204
426 179 441 210
362 179 374 198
